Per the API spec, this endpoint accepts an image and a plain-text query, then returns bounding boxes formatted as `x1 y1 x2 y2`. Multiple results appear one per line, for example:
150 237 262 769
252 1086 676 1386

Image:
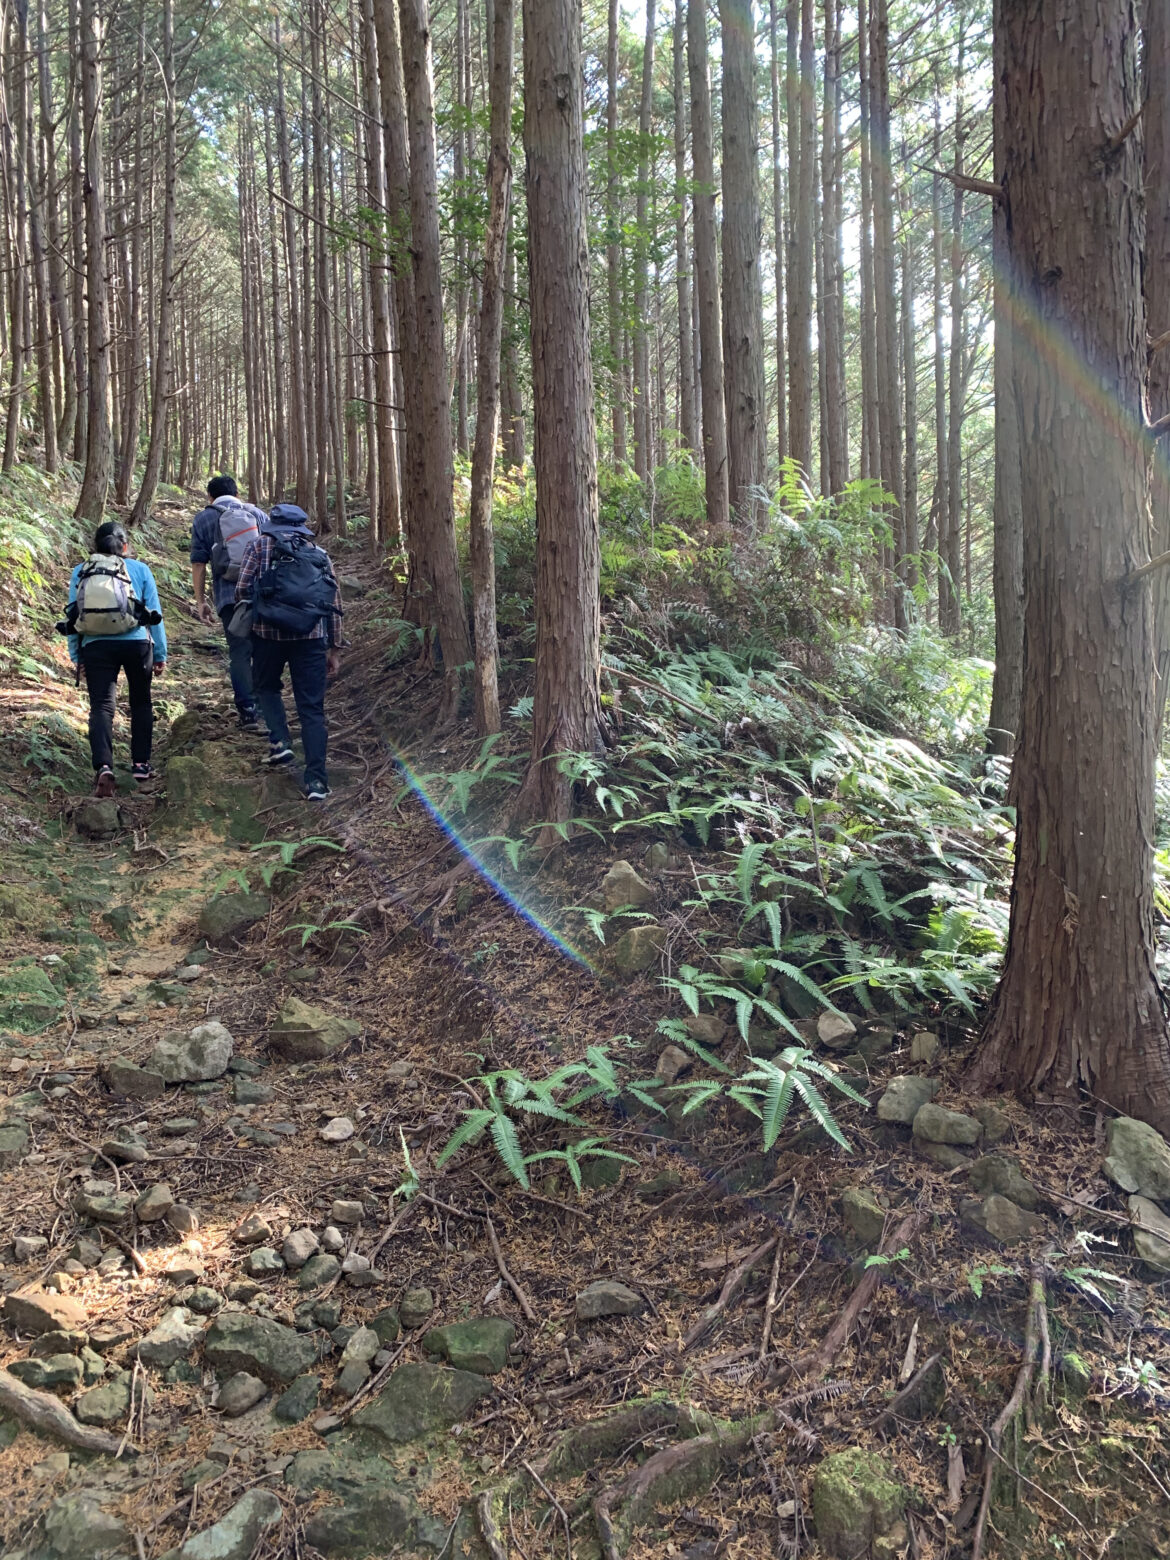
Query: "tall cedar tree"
515 0 605 827
973 0 1170 1129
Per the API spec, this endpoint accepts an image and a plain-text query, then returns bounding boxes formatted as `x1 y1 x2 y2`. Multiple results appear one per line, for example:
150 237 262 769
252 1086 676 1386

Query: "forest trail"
0 501 1167 1560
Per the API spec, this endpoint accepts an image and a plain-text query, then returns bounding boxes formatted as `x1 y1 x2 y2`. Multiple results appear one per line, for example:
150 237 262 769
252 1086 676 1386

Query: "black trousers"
81 638 154 770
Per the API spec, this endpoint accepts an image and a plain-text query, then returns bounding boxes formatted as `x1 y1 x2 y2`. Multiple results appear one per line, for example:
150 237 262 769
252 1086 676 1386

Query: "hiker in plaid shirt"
235 503 343 801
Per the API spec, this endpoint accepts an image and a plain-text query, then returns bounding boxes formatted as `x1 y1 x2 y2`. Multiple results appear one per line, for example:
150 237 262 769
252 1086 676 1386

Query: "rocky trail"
2 507 1170 1560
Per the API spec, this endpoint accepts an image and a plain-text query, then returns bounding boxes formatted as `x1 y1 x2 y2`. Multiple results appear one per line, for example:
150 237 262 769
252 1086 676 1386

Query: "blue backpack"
251 507 340 636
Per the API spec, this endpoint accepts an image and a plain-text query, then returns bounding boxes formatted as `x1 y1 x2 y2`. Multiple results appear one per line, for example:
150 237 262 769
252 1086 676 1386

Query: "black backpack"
252 519 340 637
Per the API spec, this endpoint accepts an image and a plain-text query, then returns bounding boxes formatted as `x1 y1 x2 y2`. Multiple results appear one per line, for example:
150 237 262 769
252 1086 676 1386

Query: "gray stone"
30 1329 88 1358
909 1030 939 1065
340 1327 381 1367
149 1021 234 1083
284 1449 413 1555
174 965 204 984
137 1307 202 1367
268 996 360 1061
203 1311 317 1384
0 1120 31 1166
319 1116 355 1143
244 1247 284 1278
960 1195 1046 1247
330 1199 365 1226
1104 1117 1170 1201
876 1076 939 1125
274 1374 321 1423
75 1373 150 1427
912 1102 982 1146
335 1359 371 1398
136 1183 174 1222
601 859 655 912
423 1318 515 1375
683 1013 728 1048
916 1140 975 1170
812 1449 907 1560
233 1077 274 1106
178 1286 223 1315
817 1011 858 1051
43 1493 130 1559
103 1057 166 1099
75 799 122 841
969 1154 1039 1211
321 1225 345 1253
635 1169 684 1201
1128 1195 1170 1275
73 1188 134 1224
178 1489 282 1560
399 1288 434 1330
216 1371 268 1417
341 1254 377 1285
181 1460 224 1491
973 1103 1012 1145
840 1187 887 1247
13 1233 48 1261
9 1354 84 1390
282 1228 319 1269
371 1308 400 1346
655 1045 691 1085
161 1117 200 1139
88 1321 134 1352
349 1361 493 1444
232 1212 273 1246
610 924 667 976
576 1280 644 1321
197 894 271 945
167 1202 200 1235
97 1126 148 1164
298 1253 341 1290
4 1285 87 1336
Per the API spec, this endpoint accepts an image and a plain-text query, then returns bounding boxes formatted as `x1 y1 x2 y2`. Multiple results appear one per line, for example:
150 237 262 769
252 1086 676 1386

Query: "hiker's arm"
66 568 80 665
143 569 167 664
191 562 214 625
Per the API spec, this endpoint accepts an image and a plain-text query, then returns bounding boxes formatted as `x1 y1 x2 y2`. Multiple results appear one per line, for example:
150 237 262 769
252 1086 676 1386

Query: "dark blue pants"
251 637 328 790
218 605 255 718
81 638 154 770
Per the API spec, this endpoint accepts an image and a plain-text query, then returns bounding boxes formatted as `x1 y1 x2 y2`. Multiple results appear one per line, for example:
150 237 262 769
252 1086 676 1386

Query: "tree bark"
767 0 786 470
515 0 604 827
987 0 1023 754
720 0 767 521
785 0 815 479
606 0 627 465
672 0 696 456
75 0 111 522
820 0 847 492
940 26 967 637
686 0 728 533
632 0 656 484
973 0 1170 1131
469 0 514 736
131 0 176 528
398 0 473 722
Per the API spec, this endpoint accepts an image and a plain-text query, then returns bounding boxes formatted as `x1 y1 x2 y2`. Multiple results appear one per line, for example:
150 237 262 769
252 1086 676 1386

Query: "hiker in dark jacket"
234 504 343 801
189 474 267 730
66 522 167 796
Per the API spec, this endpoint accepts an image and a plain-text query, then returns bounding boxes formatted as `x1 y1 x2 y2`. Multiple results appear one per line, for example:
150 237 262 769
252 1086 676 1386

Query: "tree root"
682 1234 778 1351
0 1369 129 1455
475 1491 508 1560
970 1270 1048 1560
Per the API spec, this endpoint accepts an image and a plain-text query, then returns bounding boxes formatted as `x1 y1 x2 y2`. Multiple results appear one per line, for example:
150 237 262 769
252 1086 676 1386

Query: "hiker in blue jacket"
65 522 167 796
189 474 267 729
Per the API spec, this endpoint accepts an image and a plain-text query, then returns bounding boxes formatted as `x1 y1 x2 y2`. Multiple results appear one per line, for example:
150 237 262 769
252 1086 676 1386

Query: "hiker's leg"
251 638 291 746
288 640 328 790
81 643 118 771
218 606 256 717
122 641 155 766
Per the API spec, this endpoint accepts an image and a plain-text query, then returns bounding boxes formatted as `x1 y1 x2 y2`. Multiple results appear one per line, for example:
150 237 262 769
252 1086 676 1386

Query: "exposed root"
970 1270 1048 1560
682 1234 778 1351
475 1491 509 1560
0 1369 129 1454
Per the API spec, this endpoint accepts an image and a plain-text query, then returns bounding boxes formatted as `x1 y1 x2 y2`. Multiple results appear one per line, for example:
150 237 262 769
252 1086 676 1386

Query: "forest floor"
1 493 1169 1560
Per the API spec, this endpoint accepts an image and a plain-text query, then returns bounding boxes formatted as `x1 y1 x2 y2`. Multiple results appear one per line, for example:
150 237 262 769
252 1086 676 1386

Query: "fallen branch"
970 1272 1046 1560
682 1234 779 1351
0 1369 129 1454
475 1492 508 1560
486 1210 538 1322
521 1459 574 1560
773 1211 926 1385
869 1353 944 1430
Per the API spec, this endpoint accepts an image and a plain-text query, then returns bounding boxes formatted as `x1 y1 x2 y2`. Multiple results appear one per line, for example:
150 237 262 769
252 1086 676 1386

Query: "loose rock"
4 1284 87 1336
103 1056 166 1100
75 1372 150 1427
178 1488 282 1560
349 1361 493 1444
137 1307 203 1367
610 924 667 976
98 1126 148 1164
399 1288 434 1330
282 1228 319 1269
330 1199 364 1226
841 1187 887 1247
960 1194 1046 1247
655 1045 691 1085
909 1030 939 1066
274 1374 321 1423
969 1154 1039 1211
1103 1117 1170 1201
912 1102 982 1146
217 1371 268 1417
167 1203 200 1234
203 1311 317 1383
811 1448 907 1560
321 1225 345 1253
136 1183 174 1222
319 1116 355 1143
13 1233 48 1261
148 1021 234 1083
298 1254 341 1290
197 892 271 945
683 1013 728 1048
75 799 122 841
1128 1195 1170 1274
43 1493 129 1560
423 1318 516 1375
876 1076 939 1125
601 859 655 912
245 1248 284 1277
576 1280 644 1321
232 1212 273 1246
268 996 360 1062
817 1011 858 1051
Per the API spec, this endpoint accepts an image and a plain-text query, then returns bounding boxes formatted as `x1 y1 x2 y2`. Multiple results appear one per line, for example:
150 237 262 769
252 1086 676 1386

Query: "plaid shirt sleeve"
326 573 343 649
234 536 269 602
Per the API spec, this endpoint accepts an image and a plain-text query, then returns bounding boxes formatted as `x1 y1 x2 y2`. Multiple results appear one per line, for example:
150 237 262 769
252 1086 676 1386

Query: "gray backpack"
210 497 266 581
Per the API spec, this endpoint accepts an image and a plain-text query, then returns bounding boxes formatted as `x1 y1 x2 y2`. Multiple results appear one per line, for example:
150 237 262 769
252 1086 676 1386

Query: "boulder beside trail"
148 1021 234 1083
1103 1117 1170 1202
178 1489 282 1560
422 1319 515 1375
197 893 271 945
203 1310 317 1384
811 1448 907 1560
1128 1195 1170 1275
268 996 361 1061
876 1076 938 1125
75 799 122 841
4 1285 88 1336
601 859 655 912
610 924 667 977
348 1362 493 1444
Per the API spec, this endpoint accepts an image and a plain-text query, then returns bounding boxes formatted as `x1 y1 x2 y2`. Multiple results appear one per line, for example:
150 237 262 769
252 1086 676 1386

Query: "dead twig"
0 1369 129 1454
683 1234 779 1352
971 1271 1046 1560
869 1353 944 1430
521 1459 573 1560
486 1210 538 1323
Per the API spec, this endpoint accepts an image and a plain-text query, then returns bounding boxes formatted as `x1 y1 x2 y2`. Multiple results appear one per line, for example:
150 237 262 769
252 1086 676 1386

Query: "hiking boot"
238 710 261 733
304 783 333 802
265 742 295 768
94 766 116 798
132 763 157 784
